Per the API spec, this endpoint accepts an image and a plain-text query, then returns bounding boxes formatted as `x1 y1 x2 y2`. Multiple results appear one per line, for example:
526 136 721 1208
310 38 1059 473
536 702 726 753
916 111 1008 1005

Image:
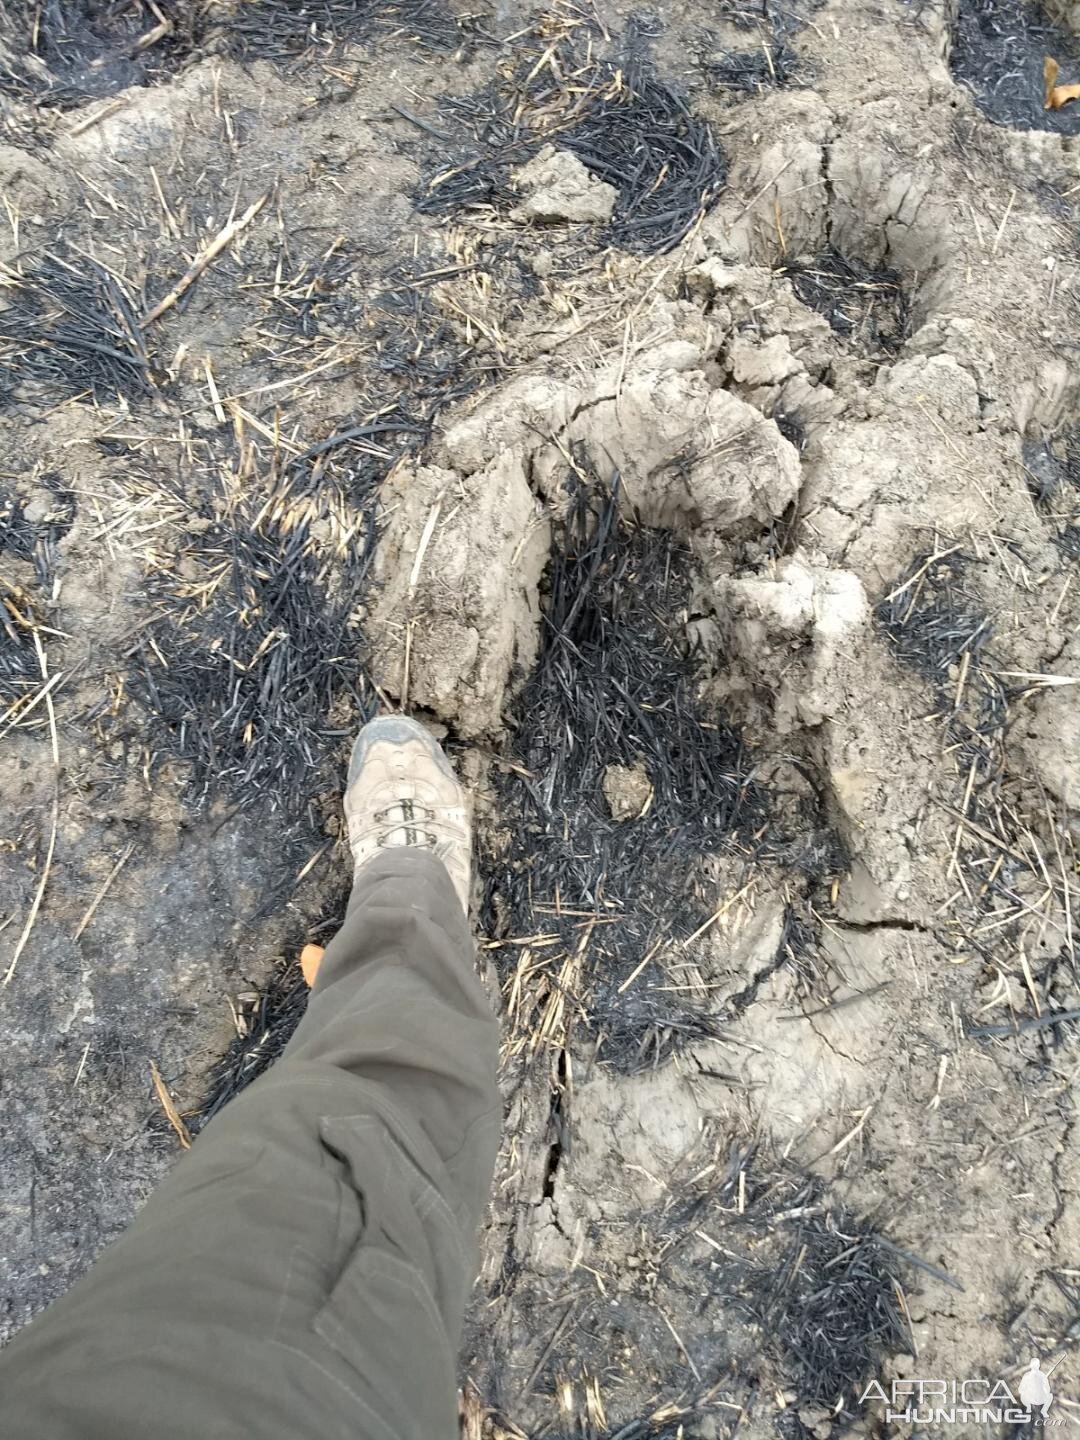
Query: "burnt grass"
114 239 497 820
113 240 512 821
0 583 44 705
707 39 801 90
875 550 995 688
0 473 76 704
0 1 200 109
0 475 75 588
483 1133 913 1433
874 548 1029 943
700 0 817 93
668 1146 912 1416
125 465 378 818
780 248 911 356
221 0 464 62
371 253 505 418
0 0 463 109
481 469 760 1073
192 958 307 1130
555 60 727 253
418 42 727 255
0 251 154 405
950 0 1080 134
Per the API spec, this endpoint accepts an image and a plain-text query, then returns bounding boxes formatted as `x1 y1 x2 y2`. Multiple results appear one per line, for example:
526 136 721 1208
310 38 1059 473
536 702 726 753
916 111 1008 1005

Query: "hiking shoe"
344 715 471 914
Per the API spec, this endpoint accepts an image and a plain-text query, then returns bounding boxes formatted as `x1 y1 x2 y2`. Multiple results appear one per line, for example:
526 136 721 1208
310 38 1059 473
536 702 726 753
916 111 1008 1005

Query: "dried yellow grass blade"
150 1060 192 1149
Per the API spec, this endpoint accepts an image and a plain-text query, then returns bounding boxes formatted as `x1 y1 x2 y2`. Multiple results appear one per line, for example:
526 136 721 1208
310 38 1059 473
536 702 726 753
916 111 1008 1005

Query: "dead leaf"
150 1059 192 1149
300 942 325 987
1045 55 1060 106
1044 54 1080 108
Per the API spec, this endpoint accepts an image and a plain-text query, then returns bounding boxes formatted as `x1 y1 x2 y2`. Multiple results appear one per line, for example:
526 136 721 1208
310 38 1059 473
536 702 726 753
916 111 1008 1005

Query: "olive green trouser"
0 850 501 1440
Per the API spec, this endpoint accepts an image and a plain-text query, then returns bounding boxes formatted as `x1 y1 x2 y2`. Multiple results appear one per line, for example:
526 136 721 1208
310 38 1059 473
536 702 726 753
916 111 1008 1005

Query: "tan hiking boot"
344 715 471 914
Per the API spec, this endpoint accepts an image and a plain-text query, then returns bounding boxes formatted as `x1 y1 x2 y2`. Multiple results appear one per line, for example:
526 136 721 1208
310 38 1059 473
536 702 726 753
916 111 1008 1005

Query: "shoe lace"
374 798 439 850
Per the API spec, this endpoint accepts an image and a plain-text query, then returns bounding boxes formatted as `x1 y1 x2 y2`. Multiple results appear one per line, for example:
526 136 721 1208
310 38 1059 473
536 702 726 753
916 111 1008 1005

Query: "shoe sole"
347 714 457 791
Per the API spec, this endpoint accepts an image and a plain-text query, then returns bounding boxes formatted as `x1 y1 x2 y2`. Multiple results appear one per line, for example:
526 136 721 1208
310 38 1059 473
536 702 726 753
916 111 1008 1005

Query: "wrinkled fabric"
0 850 500 1440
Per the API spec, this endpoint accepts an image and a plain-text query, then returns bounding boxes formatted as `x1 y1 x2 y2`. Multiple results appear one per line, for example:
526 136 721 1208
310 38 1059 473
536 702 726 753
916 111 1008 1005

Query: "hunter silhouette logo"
859 1354 1066 1425
1020 1359 1054 1420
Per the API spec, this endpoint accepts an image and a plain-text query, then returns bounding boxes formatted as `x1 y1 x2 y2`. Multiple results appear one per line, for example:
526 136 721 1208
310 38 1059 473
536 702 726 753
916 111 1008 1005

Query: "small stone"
510 144 618 225
798 1405 829 1427
23 488 57 525
602 763 652 821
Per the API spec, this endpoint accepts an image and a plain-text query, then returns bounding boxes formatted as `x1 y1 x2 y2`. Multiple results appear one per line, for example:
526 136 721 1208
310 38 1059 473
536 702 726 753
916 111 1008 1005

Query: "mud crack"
837 918 932 935
542 1047 569 1203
